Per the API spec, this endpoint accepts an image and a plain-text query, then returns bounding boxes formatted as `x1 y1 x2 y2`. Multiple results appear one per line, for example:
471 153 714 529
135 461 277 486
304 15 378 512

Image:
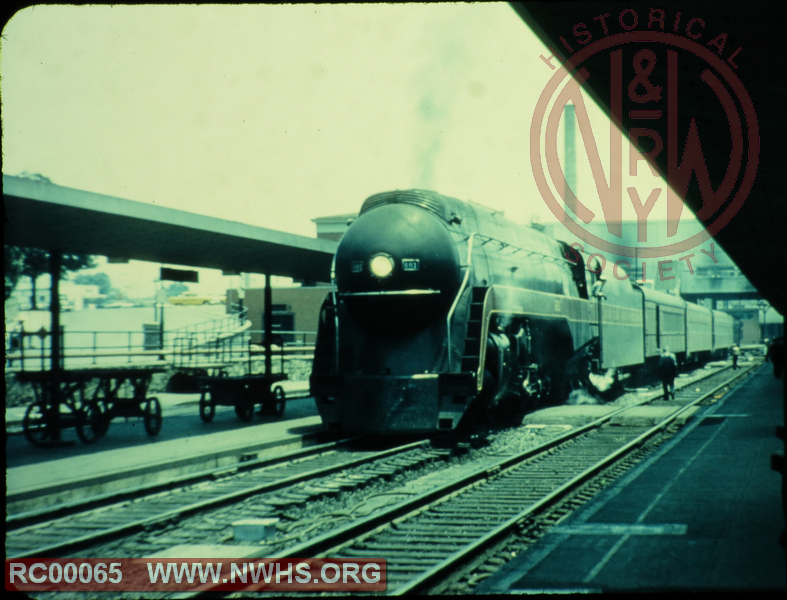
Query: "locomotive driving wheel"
143 397 162 436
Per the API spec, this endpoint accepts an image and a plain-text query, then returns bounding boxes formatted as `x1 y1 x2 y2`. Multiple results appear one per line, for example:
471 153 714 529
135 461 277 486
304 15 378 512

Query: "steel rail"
6 438 429 559
193 362 756 595
7 437 359 529
391 364 757 595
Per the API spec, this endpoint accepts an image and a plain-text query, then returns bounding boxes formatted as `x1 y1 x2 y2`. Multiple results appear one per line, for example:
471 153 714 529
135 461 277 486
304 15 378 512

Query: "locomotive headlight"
369 253 395 279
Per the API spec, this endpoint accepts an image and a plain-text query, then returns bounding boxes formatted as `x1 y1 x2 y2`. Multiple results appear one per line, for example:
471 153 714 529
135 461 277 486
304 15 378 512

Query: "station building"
224 214 353 344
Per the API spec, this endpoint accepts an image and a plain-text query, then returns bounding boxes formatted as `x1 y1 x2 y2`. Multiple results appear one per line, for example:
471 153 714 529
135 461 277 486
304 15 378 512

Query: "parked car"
168 292 226 306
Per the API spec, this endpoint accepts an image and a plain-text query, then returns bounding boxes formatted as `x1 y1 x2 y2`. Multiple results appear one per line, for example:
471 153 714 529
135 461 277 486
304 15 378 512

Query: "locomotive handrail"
472 232 574 264
330 254 340 374
446 232 476 371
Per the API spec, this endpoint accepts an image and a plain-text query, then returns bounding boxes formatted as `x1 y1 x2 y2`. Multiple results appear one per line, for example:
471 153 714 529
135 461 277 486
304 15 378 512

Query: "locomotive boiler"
309 189 735 434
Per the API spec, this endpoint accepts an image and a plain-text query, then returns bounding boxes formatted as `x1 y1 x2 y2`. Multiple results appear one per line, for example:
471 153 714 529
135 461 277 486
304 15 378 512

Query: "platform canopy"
3 174 337 282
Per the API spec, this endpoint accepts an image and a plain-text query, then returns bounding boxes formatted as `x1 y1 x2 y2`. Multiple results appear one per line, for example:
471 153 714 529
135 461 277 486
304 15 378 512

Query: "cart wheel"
23 401 53 446
144 397 163 436
234 401 255 422
271 386 286 417
93 401 111 437
199 391 215 423
76 401 105 444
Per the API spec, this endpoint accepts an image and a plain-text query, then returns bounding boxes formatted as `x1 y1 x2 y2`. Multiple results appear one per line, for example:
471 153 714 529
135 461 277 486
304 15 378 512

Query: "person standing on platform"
732 344 740 370
658 347 677 401
767 337 784 378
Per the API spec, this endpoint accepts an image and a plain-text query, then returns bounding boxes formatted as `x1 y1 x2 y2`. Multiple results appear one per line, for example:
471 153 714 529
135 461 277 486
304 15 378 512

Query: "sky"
1 3 681 296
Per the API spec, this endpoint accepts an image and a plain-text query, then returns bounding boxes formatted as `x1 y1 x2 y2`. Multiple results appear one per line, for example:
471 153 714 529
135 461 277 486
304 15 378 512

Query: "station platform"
5 389 323 513
478 364 787 593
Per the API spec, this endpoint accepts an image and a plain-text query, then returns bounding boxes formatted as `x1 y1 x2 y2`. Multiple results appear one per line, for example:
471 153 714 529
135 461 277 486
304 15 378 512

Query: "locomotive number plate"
402 258 420 272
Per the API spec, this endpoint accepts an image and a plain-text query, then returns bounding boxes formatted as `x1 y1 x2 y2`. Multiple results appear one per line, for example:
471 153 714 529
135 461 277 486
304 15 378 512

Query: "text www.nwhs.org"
147 560 384 585
6 558 386 592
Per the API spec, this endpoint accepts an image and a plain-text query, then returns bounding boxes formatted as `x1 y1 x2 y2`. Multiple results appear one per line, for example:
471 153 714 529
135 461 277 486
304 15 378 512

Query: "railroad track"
7 437 348 529
5 361 750 580
199 362 757 595
6 437 449 559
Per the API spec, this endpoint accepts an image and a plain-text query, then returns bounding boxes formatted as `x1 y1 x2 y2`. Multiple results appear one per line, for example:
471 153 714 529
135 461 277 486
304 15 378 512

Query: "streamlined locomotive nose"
334 202 461 328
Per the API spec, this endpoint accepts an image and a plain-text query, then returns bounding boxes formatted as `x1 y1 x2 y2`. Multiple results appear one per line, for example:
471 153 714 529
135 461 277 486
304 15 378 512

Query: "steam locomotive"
309 189 736 434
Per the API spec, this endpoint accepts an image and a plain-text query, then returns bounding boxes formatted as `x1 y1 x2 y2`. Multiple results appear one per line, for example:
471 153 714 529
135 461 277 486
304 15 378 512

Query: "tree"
5 246 24 300
73 272 112 296
164 282 189 297
4 246 97 309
